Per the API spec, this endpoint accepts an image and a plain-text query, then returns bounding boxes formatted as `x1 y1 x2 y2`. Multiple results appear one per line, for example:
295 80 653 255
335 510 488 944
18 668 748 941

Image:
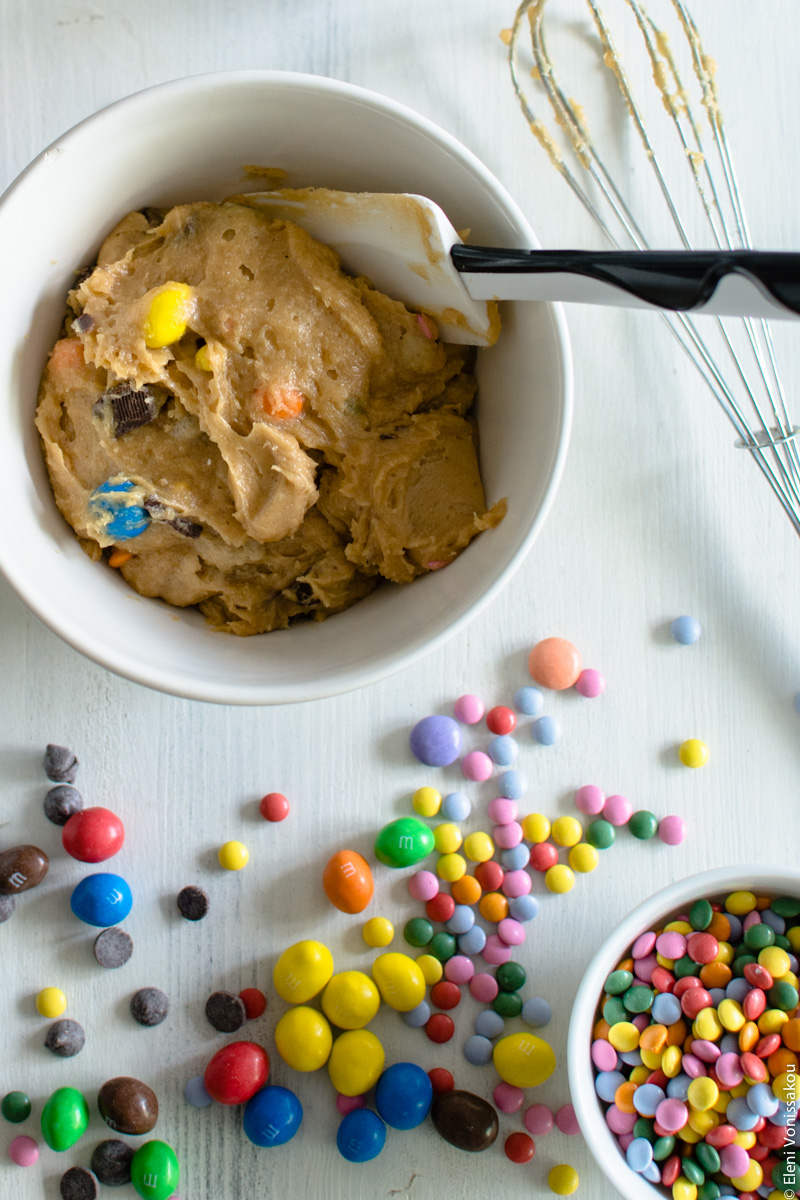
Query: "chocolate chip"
72 313 95 334
44 744 79 783
90 1140 134 1187
94 927 133 969
284 580 316 607
130 987 169 1027
45 1018 86 1057
0 895 15 923
205 990 246 1033
177 885 209 921
139 207 167 227
168 514 202 538
101 382 159 437
143 497 201 538
73 266 93 288
43 784 84 826
60 1166 99 1200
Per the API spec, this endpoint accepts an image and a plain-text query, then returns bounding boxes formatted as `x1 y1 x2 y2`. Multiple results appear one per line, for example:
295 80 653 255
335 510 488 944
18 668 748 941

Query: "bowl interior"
568 865 800 1200
0 72 570 703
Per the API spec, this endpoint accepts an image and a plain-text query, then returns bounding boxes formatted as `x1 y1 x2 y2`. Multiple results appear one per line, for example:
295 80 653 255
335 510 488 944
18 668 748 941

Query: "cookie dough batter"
37 200 504 635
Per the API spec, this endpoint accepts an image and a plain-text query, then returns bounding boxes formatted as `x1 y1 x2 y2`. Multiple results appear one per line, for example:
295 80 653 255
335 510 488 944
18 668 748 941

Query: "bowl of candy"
567 866 799 1200
0 70 571 704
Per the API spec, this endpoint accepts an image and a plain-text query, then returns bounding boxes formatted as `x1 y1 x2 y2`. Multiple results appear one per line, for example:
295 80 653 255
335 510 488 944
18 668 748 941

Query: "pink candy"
716 1052 744 1089
408 870 439 901
691 1039 721 1063
482 933 512 965
718 1143 750 1179
591 1039 618 1072
497 918 525 946
488 797 518 825
494 1082 525 1114
606 1104 637 1135
575 668 606 698
524 1103 554 1135
654 1097 688 1133
556 1103 581 1135
493 821 522 849
631 931 657 958
461 750 493 782
8 1137 39 1167
444 955 474 984
655 930 686 959
658 814 686 845
501 869 532 899
604 793 633 825
453 694 484 724
336 1093 366 1115
469 973 498 1003
575 784 606 815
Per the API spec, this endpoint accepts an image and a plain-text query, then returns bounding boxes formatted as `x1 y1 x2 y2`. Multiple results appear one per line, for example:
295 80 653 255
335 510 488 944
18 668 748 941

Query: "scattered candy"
0 844 49 895
575 668 605 698
431 1089 499 1151
409 715 462 766
45 1019 85 1057
556 1103 580 1135
461 750 493 781
494 1032 556 1087
322 971 380 1030
243 1085 303 1147
575 784 605 815
275 1006 332 1071
218 840 249 870
336 1107 386 1162
362 916 394 947
0 894 15 923
273 940 333 1003
91 1140 134 1187
205 990 246 1033
628 809 658 840
486 706 516 735
60 1165 100 1200
98 1077 158 1136
259 792 289 822
658 814 686 845
528 637 582 690
453 694 484 724
2 1091 31 1123
130 1139 180 1200
36 985 67 1018
130 987 169 1027
328 1029 385 1094
40 1086 90 1152
504 1130 535 1163
9 1135 39 1166
323 849 374 914
183 1077 213 1108
70 873 132 927
93 926 134 968
375 1063 432 1129
524 1103 554 1134
531 715 561 746
204 1042 269 1105
375 818 435 868
670 615 701 644
428 1068 454 1096
513 686 544 715
548 1164 580 1195
62 806 124 863
176 885 209 922
441 791 471 821
239 988 267 1019
412 786 441 817
679 737 709 768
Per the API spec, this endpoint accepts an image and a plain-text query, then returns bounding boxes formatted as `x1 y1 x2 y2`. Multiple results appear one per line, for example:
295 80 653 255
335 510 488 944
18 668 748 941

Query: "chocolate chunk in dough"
97 382 160 437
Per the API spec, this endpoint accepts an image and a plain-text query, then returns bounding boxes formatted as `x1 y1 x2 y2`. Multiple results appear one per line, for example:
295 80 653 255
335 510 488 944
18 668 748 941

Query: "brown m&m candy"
98 1077 158 1136
0 845 49 894
431 1089 499 1152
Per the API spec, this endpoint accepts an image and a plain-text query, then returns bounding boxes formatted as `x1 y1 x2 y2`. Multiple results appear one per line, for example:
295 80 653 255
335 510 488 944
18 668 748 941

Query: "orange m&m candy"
323 850 374 914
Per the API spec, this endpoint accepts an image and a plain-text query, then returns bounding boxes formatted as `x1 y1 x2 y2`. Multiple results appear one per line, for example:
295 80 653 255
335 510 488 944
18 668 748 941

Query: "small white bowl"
0 71 571 704
568 864 800 1200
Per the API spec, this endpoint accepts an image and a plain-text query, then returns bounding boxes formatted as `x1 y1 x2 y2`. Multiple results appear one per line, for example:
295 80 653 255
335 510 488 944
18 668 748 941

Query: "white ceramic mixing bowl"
568 864 800 1200
0 71 571 704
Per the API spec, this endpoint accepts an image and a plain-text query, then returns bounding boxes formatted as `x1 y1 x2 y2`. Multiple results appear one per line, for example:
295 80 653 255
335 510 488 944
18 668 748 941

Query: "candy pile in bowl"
591 888 799 1199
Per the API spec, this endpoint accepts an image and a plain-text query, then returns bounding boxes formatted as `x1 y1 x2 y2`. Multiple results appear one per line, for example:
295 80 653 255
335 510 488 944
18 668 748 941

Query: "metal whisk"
506 0 800 535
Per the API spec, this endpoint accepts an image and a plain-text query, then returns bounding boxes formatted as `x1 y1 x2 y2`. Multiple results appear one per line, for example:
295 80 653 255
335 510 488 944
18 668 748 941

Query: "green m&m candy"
374 818 434 868
40 1086 89 1151
131 1139 180 1200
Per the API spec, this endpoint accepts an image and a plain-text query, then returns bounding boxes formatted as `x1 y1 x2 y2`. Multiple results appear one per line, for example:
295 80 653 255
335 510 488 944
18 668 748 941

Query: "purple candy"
409 715 462 766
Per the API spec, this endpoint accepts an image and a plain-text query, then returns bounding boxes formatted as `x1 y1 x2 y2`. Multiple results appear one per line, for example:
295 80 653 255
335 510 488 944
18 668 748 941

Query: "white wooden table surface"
2 2 800 1198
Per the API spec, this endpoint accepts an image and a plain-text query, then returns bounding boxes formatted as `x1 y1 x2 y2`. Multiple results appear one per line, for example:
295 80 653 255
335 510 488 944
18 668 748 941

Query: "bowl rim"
0 69 573 706
567 863 800 1200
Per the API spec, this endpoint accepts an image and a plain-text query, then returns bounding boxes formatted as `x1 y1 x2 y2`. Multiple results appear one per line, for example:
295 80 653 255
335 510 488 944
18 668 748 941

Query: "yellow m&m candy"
321 972 380 1030
274 1006 332 1071
493 1031 556 1088
371 953 425 1012
273 940 334 1003
327 1029 385 1096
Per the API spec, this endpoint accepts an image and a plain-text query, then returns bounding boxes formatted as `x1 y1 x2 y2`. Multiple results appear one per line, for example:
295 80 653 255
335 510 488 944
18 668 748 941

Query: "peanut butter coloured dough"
36 200 505 635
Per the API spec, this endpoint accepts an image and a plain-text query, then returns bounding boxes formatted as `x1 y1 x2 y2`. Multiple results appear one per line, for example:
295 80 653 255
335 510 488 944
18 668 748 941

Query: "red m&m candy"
204 1041 269 1105
62 807 124 863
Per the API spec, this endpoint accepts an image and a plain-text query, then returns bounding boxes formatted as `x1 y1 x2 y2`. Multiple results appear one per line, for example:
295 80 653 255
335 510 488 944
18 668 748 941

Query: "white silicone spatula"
238 188 800 346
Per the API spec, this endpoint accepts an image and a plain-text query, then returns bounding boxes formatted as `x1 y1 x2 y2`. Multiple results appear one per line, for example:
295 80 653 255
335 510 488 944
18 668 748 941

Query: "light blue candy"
402 1000 431 1028
626 1137 653 1173
726 1096 759 1130
446 905 475 935
89 479 150 540
708 987 726 1007
595 1070 625 1103
509 895 539 923
462 1035 493 1066
458 925 486 955
513 686 543 716
719 1033 740 1055
531 715 560 746
725 977 750 1003
70 873 132 927
665 1074 690 1101
521 996 551 1027
618 1049 642 1067
487 736 518 766
726 914 743 943
184 1076 212 1108
795 691 800 715
632 1084 665 1117
474 1010 504 1039
497 770 527 799
651 992 681 1025
761 909 785 934
441 791 471 822
746 1082 779 1118
641 1160 662 1184
770 1100 793 1126
500 844 529 870
670 615 701 645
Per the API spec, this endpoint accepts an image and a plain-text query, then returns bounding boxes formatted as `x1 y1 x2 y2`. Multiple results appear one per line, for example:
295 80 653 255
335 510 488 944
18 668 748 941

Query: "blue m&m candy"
70 873 132 927
243 1086 303 1147
336 1108 386 1162
375 1063 432 1129
88 479 150 540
